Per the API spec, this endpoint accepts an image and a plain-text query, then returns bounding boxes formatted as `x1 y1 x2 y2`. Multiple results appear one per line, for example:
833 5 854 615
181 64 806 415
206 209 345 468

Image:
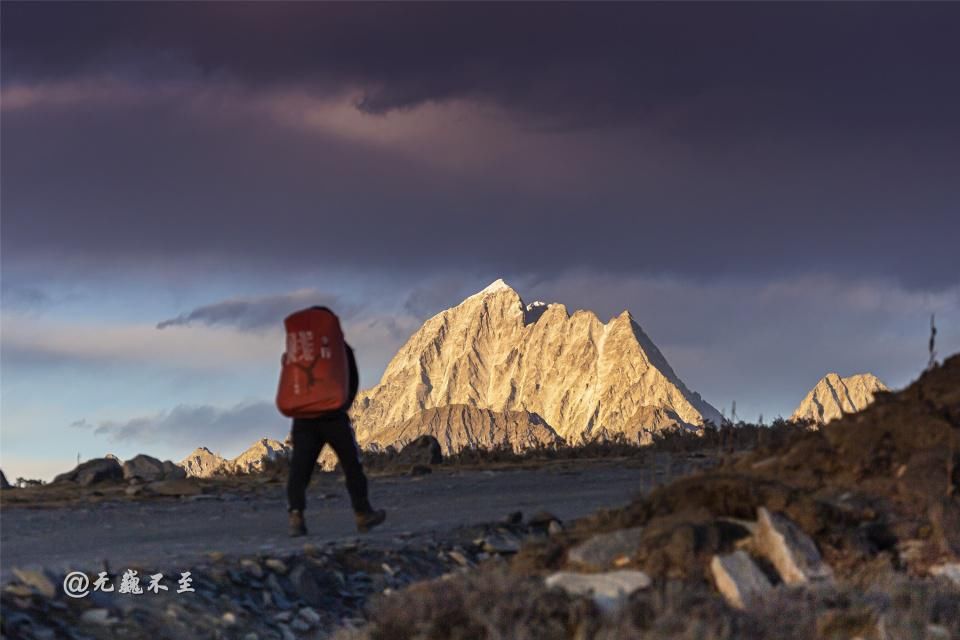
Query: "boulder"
12 568 57 598
53 457 123 486
162 460 187 480
755 507 833 585
396 435 443 466
568 526 644 571
710 551 772 610
929 563 960 587
545 570 651 612
122 454 166 482
481 532 521 555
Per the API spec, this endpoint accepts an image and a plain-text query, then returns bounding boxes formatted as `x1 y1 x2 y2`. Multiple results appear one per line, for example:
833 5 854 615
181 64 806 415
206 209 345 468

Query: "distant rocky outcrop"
1 469 11 489
790 372 888 425
180 439 290 478
180 447 229 478
230 438 290 474
351 279 721 455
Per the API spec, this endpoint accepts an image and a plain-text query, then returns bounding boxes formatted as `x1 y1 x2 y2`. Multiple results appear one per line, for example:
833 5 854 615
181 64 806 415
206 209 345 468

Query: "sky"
2 2 958 481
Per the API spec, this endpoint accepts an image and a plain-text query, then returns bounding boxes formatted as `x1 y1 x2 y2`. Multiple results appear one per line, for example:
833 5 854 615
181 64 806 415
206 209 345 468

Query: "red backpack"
276 306 349 417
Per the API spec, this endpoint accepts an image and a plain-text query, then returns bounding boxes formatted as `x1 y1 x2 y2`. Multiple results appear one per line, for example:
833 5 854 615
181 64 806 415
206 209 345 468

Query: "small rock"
567 527 644 571
291 618 311 632
448 551 471 566
125 484 144 496
548 521 564 536
299 607 321 624
265 558 289 575
710 551 772 610
545 570 651 613
80 608 115 625
277 623 296 640
31 628 56 640
929 563 960 587
221 612 237 626
927 624 951 640
815 608 880 639
898 539 927 565
273 611 294 622
12 568 56 598
756 507 833 585
4 584 34 597
482 533 521 554
207 551 225 562
240 559 263 578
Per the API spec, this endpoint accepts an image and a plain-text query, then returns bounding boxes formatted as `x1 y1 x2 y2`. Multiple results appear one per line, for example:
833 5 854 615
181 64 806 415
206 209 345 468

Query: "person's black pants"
287 415 372 514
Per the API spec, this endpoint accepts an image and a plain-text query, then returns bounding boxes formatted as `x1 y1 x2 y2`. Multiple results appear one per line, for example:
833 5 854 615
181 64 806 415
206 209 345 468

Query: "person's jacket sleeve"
344 344 359 411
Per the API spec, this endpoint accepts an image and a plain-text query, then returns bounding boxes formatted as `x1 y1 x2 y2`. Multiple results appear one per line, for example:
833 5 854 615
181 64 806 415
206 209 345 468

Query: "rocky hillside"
790 372 888 424
352 280 721 449
364 405 564 455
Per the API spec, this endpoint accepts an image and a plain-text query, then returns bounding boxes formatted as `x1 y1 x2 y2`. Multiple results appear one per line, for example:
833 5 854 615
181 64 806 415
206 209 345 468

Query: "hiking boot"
288 510 307 537
355 509 386 533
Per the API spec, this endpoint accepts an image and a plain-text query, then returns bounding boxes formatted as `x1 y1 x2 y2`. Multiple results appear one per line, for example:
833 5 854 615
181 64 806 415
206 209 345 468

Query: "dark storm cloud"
4 2 959 129
156 290 342 331
2 2 959 289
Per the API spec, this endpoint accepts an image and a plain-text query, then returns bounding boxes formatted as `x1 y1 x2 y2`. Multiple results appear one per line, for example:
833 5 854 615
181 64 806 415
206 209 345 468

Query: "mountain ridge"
350 279 722 449
790 372 888 425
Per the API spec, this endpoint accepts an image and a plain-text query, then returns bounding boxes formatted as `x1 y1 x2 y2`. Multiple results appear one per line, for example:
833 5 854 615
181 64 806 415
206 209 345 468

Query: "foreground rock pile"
0 509 565 639
339 355 960 639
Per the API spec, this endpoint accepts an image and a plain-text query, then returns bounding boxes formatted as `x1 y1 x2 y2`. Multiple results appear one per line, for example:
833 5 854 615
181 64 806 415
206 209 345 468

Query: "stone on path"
756 507 833 585
930 563 960 587
567 527 644 571
545 570 651 612
710 551 772 610
12 568 56 598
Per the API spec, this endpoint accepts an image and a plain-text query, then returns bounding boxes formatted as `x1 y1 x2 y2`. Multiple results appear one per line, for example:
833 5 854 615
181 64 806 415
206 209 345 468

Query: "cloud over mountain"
156 289 340 331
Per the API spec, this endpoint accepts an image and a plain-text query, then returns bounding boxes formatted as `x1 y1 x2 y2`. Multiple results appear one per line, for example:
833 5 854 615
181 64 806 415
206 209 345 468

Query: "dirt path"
1 458 692 582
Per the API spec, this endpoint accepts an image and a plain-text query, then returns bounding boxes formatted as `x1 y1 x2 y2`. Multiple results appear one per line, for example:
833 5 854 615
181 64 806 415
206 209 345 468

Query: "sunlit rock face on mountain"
180 439 289 477
351 280 722 447
180 447 228 478
364 405 564 455
790 372 889 425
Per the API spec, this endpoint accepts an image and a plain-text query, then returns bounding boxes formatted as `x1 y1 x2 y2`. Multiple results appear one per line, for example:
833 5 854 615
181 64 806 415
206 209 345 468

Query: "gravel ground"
1 456 699 583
